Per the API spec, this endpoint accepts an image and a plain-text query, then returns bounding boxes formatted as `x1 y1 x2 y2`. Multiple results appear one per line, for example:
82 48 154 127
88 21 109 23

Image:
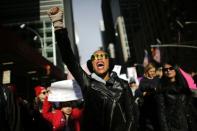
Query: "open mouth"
96 61 104 69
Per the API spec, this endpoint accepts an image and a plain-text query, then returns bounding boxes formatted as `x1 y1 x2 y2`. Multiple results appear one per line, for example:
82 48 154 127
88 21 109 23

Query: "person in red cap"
42 98 83 131
34 85 49 112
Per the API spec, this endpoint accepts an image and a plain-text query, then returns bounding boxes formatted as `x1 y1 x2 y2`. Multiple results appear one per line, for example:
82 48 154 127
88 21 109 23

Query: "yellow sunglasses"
91 53 109 60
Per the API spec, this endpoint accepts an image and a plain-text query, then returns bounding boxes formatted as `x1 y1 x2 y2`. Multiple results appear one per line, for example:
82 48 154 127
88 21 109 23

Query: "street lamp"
185 21 197 25
20 24 45 57
150 44 197 49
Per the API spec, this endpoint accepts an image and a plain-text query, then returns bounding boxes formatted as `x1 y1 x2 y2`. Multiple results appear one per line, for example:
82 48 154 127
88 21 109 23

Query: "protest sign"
48 80 83 102
127 67 139 85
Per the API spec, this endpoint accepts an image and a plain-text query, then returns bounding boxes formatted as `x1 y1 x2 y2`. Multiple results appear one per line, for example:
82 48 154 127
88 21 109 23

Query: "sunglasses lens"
169 67 174 70
42 91 49 95
91 53 109 60
163 67 174 72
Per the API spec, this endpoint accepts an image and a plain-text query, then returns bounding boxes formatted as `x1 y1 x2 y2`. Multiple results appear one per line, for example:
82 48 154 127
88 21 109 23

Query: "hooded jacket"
55 29 137 131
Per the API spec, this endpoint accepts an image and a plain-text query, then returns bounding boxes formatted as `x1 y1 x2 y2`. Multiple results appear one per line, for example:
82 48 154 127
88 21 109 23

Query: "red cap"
34 86 45 97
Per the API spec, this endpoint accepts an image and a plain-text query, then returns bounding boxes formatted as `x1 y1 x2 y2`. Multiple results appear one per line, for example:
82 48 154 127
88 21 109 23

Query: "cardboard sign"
48 80 83 102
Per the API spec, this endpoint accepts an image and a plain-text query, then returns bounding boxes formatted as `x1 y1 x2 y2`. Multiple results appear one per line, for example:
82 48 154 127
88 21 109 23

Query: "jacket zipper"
91 86 117 130
118 103 126 122
91 86 113 98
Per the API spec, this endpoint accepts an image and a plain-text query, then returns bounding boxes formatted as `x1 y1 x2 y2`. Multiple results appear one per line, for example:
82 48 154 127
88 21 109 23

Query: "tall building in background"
1 0 79 72
0 0 79 99
63 0 80 63
0 0 40 24
101 0 197 71
38 0 80 71
101 0 124 65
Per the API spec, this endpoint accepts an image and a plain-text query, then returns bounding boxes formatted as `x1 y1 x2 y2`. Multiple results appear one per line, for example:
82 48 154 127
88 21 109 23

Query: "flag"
179 68 197 89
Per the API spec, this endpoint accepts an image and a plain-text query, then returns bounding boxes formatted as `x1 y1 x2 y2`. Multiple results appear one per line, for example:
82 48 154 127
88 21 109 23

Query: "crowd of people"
1 6 197 131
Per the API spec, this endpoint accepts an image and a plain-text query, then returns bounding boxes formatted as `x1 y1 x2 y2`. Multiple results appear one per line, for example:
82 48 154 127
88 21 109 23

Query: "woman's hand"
47 7 64 30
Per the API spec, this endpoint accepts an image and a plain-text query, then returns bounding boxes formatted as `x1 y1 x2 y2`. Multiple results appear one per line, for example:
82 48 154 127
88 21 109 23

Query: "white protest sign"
119 74 128 81
112 65 122 76
127 67 139 85
48 80 83 102
2 70 11 84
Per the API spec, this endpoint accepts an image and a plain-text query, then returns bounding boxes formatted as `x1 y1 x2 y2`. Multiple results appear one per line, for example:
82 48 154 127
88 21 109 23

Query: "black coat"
138 77 160 131
157 81 196 131
55 29 138 131
0 85 22 131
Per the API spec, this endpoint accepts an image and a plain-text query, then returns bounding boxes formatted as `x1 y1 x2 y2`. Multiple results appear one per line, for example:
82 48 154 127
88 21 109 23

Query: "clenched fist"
47 7 64 30
47 7 60 15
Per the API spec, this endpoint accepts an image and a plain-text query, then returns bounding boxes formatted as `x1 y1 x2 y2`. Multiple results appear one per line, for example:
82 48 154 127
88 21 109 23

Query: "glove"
47 7 64 30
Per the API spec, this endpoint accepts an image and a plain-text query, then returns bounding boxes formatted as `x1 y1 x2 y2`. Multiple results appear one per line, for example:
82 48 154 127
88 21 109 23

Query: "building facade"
101 0 197 72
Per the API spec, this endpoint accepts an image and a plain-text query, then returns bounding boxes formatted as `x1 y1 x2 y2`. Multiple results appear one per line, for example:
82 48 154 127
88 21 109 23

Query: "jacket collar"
91 72 118 86
91 73 106 84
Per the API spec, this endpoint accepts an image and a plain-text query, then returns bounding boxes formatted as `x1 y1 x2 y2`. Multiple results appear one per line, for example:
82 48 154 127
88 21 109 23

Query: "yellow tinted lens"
91 53 109 60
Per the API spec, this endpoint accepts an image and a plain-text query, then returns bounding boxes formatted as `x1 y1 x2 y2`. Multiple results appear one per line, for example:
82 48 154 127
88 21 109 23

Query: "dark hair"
59 100 80 108
129 77 136 84
60 101 73 108
161 64 191 94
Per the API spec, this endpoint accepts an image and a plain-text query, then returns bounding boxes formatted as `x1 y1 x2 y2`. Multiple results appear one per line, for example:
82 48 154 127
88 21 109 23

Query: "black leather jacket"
55 29 137 131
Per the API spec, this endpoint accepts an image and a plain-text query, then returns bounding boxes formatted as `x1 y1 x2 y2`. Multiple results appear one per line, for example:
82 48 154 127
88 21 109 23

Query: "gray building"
101 0 197 72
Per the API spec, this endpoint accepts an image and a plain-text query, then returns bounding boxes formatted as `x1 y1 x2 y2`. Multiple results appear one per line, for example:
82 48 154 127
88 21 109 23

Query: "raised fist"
47 7 64 30
47 7 60 15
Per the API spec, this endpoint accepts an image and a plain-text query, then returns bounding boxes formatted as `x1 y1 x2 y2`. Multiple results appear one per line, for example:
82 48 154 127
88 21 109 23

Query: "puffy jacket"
55 29 138 131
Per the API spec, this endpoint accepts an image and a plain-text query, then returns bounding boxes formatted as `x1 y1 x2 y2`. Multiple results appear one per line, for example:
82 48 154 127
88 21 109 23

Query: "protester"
129 77 140 97
0 84 22 131
157 62 197 131
22 85 52 131
0 84 13 131
138 63 160 131
42 96 82 131
34 85 49 112
47 7 138 131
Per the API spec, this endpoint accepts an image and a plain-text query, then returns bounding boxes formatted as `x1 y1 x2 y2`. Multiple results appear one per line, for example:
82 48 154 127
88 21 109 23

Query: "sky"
72 0 102 64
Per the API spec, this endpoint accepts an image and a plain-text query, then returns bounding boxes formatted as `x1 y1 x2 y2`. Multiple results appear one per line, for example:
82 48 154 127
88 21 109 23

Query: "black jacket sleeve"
55 29 90 93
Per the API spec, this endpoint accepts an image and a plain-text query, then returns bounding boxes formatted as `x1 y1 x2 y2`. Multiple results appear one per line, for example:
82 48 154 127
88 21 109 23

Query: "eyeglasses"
91 53 109 60
41 90 49 95
163 67 175 72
